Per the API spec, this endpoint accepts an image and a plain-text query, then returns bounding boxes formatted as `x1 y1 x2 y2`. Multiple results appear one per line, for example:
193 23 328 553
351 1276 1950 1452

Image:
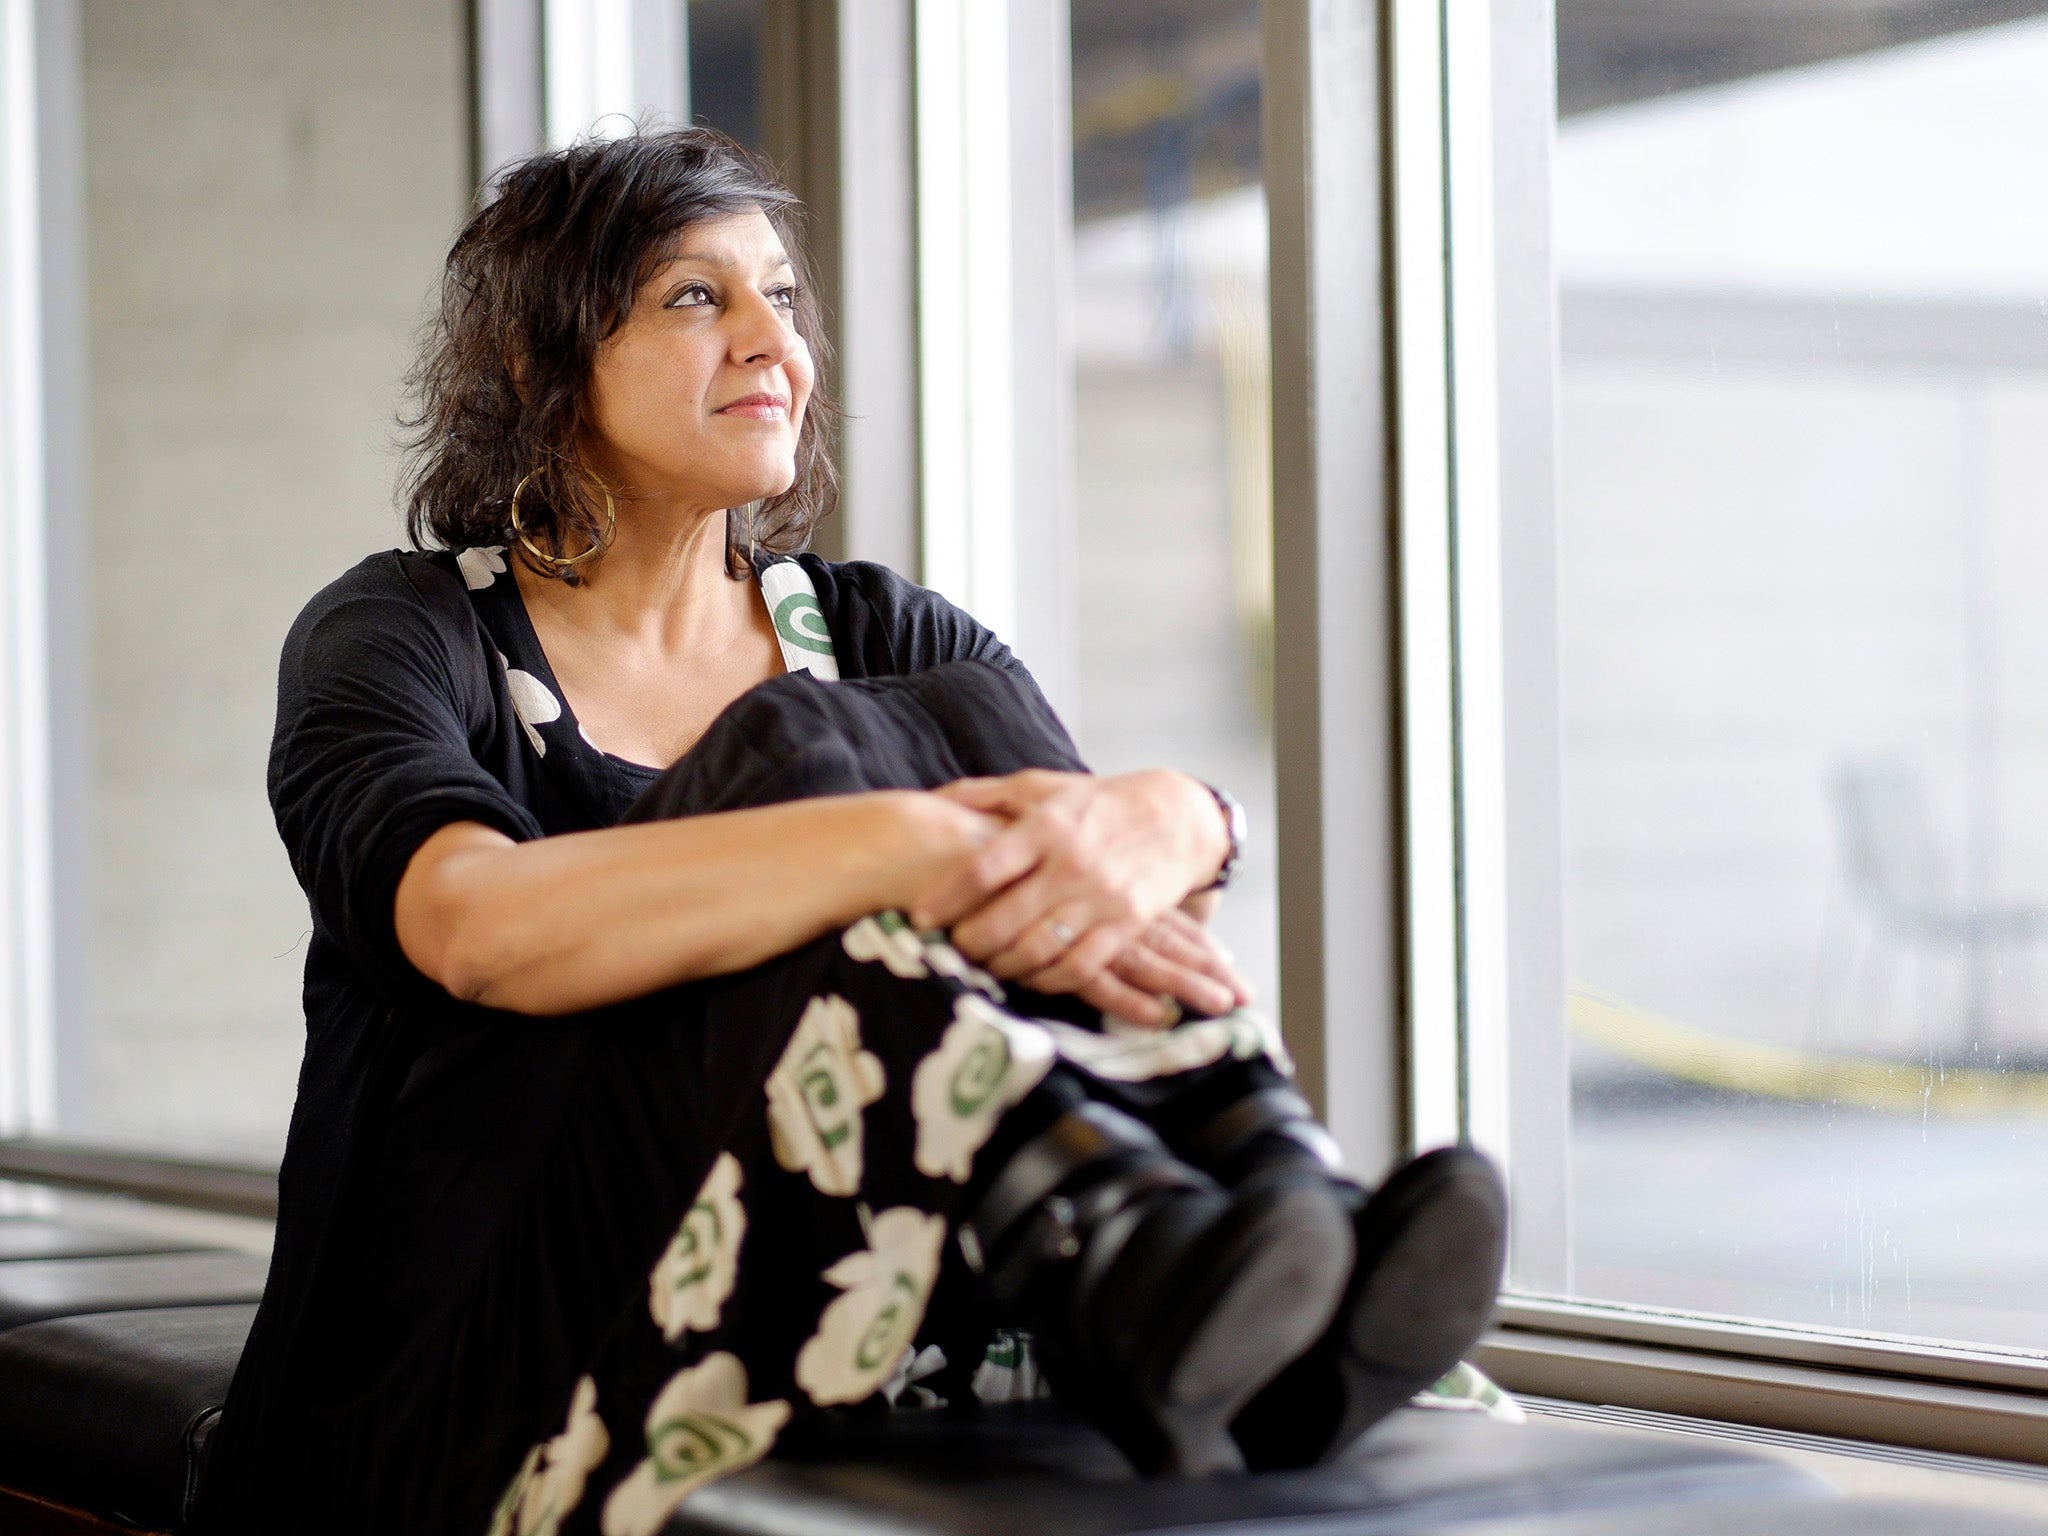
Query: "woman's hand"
908 768 1231 1003
1080 908 1251 1028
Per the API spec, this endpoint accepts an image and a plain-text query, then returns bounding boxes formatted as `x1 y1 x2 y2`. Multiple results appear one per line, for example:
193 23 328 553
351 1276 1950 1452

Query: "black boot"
1172 1091 1508 1471
964 1101 1354 1478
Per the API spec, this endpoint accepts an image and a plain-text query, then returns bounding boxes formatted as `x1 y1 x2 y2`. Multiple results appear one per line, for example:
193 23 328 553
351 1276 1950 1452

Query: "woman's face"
581 207 814 514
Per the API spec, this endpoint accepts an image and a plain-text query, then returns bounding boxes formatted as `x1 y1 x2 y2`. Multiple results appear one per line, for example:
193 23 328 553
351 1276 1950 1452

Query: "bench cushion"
0 1303 255 1532
0 1251 268 1330
0 1321 1824 1536
5 1306 2035 1536
669 1401 1833 1535
0 1217 205 1263
1431 1498 2048 1534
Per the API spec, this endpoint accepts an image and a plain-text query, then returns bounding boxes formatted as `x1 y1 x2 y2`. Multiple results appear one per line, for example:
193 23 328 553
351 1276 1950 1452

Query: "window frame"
1400 0 2048 1459
0 0 83 1142
1260 0 1407 1177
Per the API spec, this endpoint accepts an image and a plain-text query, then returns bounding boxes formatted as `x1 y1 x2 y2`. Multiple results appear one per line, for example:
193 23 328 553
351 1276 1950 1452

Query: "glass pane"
688 0 762 151
69 0 472 1159
1067 0 1277 1011
1553 8 2048 1348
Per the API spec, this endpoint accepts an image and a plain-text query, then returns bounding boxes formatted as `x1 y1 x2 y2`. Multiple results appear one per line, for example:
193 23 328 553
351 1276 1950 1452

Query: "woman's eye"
768 285 799 311
667 282 715 309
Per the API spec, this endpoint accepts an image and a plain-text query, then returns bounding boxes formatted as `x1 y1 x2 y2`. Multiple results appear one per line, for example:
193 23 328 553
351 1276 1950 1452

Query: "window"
0 0 753 1161
906 1 1281 1009
1409 0 2048 1392
1470 2 2048 1363
686 0 762 153
1066 0 1277 1010
33 0 474 1158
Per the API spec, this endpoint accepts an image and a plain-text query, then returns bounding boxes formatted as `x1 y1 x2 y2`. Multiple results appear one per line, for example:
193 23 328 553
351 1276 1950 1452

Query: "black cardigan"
195 549 1061 1533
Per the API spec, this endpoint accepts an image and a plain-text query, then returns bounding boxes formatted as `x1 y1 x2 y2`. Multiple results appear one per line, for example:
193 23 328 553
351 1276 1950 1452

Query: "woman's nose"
729 289 798 367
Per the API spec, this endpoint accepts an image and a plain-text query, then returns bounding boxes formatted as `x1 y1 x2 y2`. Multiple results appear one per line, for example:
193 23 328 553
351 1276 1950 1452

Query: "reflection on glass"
1067 0 1277 1011
1555 9 2048 1347
74 0 472 1156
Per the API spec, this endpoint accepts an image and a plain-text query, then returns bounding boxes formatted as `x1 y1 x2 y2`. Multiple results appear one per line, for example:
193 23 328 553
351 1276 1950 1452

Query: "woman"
194 129 1506 1536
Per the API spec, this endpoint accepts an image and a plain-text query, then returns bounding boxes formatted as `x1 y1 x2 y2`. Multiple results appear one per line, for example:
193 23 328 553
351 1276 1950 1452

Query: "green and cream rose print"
910 997 1056 1183
485 1375 610 1536
458 544 508 590
842 911 1002 1001
498 650 564 758
600 1354 792 1536
764 996 887 1197
458 549 556 753
758 559 840 680
460 545 568 757
1038 1006 1292 1083
794 1206 947 1406
649 1154 747 1343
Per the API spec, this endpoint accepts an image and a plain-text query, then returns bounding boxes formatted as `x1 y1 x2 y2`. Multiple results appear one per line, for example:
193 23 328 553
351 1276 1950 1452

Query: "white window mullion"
914 0 1016 641
1389 0 1461 1155
1443 0 1510 1167
1391 0 1510 1167
543 0 687 149
544 0 597 146
0 0 58 1137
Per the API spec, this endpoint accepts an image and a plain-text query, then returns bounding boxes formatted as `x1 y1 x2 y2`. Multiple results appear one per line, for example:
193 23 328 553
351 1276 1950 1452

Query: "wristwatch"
1198 781 1247 892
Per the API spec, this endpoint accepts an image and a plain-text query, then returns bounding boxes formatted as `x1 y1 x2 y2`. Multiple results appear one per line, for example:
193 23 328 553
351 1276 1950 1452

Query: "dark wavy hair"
400 127 836 579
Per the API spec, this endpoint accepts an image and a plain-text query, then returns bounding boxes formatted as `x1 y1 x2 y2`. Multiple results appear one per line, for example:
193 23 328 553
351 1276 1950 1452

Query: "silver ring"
1045 918 1078 948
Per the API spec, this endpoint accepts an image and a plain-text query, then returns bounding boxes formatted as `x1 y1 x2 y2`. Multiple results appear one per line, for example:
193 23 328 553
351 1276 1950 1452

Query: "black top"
272 547 1038 1008
200 548 1046 1532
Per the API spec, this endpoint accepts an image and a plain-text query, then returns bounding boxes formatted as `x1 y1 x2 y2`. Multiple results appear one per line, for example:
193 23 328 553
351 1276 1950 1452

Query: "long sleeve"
267 555 544 998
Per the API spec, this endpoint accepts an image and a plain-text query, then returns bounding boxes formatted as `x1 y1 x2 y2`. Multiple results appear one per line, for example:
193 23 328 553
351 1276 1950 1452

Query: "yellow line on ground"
1568 986 2048 1117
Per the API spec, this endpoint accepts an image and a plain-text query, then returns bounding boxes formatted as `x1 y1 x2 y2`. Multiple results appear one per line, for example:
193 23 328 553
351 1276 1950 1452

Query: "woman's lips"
716 393 790 420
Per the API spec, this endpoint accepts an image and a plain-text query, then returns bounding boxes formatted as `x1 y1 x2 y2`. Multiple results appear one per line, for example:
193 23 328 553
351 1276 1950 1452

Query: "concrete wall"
78 0 469 1156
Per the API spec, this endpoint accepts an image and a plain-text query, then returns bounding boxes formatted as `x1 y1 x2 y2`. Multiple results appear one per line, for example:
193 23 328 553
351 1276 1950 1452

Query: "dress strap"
759 559 842 681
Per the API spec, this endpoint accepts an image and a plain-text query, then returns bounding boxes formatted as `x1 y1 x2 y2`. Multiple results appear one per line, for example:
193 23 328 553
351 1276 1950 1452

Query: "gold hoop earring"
509 467 616 572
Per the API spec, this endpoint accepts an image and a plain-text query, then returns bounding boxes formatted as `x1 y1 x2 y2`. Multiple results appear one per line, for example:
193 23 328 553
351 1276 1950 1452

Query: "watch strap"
1197 780 1247 892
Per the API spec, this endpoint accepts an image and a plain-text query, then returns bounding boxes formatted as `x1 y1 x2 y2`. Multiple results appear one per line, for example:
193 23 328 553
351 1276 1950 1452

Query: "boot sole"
1128 1178 1355 1476
1321 1147 1507 1456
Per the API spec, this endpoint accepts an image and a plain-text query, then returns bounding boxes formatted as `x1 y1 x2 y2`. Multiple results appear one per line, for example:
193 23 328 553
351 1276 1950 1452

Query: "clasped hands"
906 768 1248 1030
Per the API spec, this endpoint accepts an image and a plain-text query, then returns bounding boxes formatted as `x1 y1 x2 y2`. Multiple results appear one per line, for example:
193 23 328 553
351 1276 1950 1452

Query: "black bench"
0 1215 267 1531
0 1215 2042 1536
0 1249 269 1332
672 1399 1833 1534
0 1302 252 1531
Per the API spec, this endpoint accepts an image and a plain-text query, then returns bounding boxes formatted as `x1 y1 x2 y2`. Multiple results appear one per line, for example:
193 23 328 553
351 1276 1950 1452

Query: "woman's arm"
397 782 1247 1022
395 791 993 1015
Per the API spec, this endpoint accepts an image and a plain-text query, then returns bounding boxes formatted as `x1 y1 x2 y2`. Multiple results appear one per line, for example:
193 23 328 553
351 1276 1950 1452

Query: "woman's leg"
476 920 1080 1536
483 918 1355 1536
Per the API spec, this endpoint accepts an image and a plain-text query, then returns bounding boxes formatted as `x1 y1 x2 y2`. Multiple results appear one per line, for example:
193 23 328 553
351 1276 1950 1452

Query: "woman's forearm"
396 791 989 1016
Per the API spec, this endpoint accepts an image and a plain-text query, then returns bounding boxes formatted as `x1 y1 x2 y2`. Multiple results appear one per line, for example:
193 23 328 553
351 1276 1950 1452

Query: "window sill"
1479 1306 2048 1467
1522 1396 2048 1517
